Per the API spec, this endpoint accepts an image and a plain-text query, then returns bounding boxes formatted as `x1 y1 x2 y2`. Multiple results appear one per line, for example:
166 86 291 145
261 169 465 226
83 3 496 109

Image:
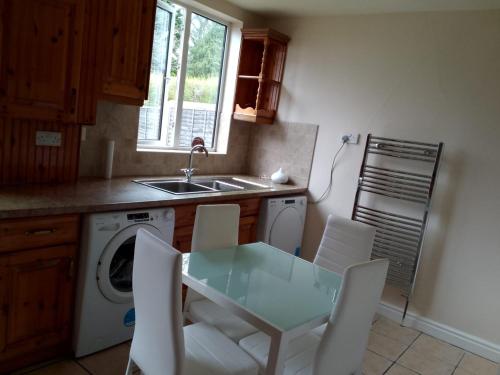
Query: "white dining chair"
311 214 376 336
183 204 258 342
126 228 258 375
238 258 389 375
314 214 376 274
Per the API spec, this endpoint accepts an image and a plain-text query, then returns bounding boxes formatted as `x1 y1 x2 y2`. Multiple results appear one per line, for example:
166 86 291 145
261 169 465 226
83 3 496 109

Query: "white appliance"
257 196 307 256
73 208 175 357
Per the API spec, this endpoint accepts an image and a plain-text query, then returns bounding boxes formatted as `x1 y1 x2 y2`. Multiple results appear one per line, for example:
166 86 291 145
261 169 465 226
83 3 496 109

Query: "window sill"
136 147 227 155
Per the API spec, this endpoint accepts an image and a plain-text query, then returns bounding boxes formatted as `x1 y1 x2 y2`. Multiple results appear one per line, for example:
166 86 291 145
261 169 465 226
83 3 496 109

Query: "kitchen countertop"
0 175 307 219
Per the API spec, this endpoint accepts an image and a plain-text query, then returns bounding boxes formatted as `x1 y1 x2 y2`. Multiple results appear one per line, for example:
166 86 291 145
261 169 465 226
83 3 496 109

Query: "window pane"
139 3 185 146
138 6 172 141
165 4 186 147
178 13 227 148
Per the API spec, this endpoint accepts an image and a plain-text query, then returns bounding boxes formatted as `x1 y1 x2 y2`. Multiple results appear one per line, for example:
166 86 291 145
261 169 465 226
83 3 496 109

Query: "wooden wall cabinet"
0 0 86 122
233 29 289 125
98 0 157 106
0 215 79 373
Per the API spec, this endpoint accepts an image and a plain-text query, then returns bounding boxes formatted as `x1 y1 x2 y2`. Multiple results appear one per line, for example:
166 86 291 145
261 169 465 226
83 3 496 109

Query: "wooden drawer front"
173 215 259 253
236 198 261 217
174 198 261 228
0 215 79 253
174 205 197 229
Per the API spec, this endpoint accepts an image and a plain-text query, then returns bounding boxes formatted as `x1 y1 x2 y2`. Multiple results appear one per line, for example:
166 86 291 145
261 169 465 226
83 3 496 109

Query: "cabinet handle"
70 88 77 114
25 229 56 236
67 259 75 279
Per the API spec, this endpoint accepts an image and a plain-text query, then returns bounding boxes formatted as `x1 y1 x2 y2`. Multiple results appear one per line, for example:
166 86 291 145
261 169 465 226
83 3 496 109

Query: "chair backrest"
185 204 240 310
314 214 376 274
130 228 184 375
191 204 240 251
314 259 389 375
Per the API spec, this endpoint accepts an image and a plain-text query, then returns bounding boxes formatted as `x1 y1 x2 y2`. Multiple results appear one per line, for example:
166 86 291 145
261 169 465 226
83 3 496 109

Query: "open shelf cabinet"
233 29 289 124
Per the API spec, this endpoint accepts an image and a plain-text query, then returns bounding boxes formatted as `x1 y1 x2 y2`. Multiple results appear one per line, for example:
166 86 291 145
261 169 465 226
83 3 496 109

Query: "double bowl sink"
134 177 270 195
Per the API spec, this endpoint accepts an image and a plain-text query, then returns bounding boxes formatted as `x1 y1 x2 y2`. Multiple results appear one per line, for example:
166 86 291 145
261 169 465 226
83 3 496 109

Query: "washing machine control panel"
127 212 150 222
125 209 174 223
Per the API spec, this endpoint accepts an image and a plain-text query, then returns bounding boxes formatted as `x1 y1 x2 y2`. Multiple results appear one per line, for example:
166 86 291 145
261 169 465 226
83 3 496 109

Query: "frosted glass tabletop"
182 242 342 331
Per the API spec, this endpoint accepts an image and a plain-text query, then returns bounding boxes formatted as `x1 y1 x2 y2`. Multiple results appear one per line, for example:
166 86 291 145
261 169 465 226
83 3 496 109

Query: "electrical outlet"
36 131 62 147
343 133 360 144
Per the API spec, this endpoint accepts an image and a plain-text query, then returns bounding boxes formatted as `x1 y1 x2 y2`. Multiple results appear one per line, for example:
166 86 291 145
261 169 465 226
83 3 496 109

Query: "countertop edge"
0 185 307 219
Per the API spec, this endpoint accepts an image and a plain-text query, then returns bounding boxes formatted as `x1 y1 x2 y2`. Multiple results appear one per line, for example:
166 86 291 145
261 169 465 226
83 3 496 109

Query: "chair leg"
125 357 134 375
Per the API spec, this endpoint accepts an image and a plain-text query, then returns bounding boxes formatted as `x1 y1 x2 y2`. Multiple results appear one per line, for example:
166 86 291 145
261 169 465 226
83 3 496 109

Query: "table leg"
266 332 288 375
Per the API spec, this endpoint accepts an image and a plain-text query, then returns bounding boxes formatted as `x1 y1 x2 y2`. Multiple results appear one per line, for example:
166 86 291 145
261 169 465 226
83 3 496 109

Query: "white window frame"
138 0 231 152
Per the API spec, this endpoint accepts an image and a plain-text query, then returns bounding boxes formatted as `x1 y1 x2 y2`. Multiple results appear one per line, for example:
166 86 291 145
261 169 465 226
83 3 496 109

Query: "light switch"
36 131 62 147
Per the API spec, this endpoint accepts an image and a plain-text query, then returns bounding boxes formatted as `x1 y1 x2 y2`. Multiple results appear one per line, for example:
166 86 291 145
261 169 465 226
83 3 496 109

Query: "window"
138 0 229 151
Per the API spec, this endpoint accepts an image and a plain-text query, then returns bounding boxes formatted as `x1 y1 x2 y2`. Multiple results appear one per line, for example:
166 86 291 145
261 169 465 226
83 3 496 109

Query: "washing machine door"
269 206 304 255
97 224 161 304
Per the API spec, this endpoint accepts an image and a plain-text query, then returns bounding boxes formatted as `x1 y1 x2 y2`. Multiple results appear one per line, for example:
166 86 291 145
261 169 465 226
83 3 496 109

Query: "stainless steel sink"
194 180 245 192
134 177 270 195
216 177 269 191
138 181 214 194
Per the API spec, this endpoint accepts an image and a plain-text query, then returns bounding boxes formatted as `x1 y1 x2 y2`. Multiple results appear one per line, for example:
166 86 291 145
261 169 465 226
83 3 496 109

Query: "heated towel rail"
351 134 444 320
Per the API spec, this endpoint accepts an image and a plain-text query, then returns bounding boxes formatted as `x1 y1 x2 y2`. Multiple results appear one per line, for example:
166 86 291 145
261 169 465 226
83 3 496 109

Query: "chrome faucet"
181 144 208 182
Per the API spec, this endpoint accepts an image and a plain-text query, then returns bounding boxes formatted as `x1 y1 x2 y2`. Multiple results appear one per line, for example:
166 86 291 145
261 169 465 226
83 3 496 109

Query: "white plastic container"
271 168 289 184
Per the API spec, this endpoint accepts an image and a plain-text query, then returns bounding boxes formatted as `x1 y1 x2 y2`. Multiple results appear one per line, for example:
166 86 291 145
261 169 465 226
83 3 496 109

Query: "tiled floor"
15 316 499 375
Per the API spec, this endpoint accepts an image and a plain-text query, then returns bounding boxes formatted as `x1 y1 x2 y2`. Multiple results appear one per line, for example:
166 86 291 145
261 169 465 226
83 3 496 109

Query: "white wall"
270 11 500 346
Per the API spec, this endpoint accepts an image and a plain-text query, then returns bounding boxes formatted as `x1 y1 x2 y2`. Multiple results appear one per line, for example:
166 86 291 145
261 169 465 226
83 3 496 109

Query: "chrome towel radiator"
351 134 444 320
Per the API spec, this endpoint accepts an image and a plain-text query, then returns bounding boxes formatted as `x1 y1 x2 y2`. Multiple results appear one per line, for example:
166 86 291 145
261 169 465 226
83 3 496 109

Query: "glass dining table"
182 242 343 375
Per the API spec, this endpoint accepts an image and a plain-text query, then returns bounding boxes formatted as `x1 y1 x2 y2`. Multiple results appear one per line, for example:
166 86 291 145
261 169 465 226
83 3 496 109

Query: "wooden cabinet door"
0 245 76 366
172 226 193 253
99 0 156 104
0 0 85 122
239 216 258 245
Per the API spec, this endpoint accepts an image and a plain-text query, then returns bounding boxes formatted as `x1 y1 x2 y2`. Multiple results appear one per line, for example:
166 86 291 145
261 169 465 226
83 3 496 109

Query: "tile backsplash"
80 102 318 188
80 102 250 178
246 121 318 187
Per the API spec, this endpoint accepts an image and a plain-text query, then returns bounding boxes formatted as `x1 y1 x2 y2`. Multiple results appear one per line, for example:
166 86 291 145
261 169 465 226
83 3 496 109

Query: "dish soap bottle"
271 168 289 184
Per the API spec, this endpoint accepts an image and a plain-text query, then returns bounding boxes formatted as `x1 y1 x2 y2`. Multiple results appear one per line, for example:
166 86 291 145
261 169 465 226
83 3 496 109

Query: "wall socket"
36 131 62 147
343 133 360 144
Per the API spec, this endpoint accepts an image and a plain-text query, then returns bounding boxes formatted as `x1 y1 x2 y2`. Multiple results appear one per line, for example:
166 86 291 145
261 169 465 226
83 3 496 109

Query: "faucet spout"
182 144 209 182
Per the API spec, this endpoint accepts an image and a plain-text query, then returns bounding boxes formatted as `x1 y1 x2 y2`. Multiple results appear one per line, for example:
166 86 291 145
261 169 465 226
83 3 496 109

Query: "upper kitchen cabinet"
98 0 157 106
0 0 85 122
233 29 289 125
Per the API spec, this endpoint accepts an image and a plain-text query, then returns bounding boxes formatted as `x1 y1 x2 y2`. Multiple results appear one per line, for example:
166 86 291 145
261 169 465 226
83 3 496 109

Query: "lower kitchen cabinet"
238 215 259 245
0 245 76 373
0 215 79 374
172 197 261 252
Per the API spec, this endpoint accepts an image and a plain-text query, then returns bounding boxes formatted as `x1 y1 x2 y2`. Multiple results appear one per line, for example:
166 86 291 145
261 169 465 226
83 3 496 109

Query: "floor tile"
386 363 419 375
453 368 471 375
457 352 499 375
362 350 393 375
371 317 420 346
77 343 130 375
410 334 464 366
398 348 456 375
368 330 409 361
24 360 88 375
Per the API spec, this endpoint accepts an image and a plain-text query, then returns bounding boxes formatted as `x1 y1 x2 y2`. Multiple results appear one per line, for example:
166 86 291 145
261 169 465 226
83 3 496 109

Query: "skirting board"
378 302 500 363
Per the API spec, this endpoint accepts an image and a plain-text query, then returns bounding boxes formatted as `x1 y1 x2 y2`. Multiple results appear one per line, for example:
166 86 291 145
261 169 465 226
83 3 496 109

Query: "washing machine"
257 196 307 256
73 207 174 357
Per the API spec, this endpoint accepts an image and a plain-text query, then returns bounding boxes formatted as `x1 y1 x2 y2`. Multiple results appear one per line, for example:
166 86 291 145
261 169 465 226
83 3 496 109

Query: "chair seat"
184 322 258 375
189 299 258 342
311 323 327 336
238 331 321 375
